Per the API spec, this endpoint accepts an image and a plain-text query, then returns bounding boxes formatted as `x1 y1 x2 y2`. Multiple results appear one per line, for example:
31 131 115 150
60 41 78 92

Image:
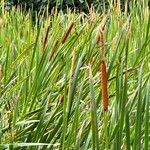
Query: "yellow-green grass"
0 1 150 149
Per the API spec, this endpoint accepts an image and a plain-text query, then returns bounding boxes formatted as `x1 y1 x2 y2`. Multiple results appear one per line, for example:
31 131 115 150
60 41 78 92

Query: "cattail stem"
42 26 50 51
61 21 74 44
67 48 76 115
99 28 105 61
69 48 76 81
68 48 76 101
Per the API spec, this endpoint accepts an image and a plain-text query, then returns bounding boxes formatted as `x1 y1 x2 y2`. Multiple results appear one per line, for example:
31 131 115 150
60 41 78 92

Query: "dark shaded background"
4 0 127 12
3 0 150 18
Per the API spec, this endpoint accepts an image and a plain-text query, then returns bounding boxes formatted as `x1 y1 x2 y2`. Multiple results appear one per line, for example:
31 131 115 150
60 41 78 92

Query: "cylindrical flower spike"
42 26 50 51
98 25 109 111
61 21 74 44
101 61 108 111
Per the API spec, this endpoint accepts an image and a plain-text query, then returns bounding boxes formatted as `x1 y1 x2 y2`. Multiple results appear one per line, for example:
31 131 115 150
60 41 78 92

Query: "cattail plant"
1 2 149 149
97 26 108 111
42 26 50 51
61 21 74 44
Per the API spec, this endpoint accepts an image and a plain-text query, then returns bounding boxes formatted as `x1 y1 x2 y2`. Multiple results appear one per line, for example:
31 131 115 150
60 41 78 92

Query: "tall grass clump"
0 0 150 149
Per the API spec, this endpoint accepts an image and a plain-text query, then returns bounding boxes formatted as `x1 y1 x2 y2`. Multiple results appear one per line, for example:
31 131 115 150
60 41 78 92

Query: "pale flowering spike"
0 18 3 28
0 64 2 95
0 64 2 78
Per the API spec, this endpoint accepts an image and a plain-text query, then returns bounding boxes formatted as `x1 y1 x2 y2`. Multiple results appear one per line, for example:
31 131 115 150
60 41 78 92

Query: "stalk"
89 63 99 150
61 48 76 149
67 48 76 115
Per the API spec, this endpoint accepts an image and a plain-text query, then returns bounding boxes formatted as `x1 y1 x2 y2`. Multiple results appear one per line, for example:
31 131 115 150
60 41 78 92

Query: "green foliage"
0 0 150 149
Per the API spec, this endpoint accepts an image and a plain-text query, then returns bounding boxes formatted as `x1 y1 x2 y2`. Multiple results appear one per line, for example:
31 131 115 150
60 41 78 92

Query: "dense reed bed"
0 1 150 149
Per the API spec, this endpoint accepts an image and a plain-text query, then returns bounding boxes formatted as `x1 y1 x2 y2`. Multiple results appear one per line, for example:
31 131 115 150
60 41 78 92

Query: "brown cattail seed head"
97 25 108 111
101 61 108 111
62 21 74 44
42 26 50 51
